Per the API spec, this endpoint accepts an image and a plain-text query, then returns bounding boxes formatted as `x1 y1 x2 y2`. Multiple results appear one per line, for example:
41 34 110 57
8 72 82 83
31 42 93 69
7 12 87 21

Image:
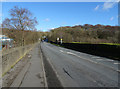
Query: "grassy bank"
72 42 120 46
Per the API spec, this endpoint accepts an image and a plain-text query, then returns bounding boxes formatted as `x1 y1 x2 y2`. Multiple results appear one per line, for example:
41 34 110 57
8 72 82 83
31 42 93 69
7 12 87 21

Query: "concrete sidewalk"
10 44 46 87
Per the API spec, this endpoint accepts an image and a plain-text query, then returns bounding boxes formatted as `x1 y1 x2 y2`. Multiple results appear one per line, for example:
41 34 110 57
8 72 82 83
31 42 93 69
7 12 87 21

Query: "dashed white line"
67 52 76 55
96 59 114 62
67 52 98 64
117 70 120 72
60 50 119 72
114 63 120 65
96 59 103 61
105 59 114 61
60 50 63 52
60 50 64 53
92 57 101 59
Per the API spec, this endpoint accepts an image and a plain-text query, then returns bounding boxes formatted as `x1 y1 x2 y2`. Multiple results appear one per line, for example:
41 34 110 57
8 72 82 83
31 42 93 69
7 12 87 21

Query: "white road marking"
64 51 119 72
114 63 120 65
92 57 101 59
46 43 119 72
66 52 98 64
105 59 114 61
67 52 76 55
96 59 114 62
117 70 120 72
60 50 64 53
47 58 62 84
96 59 103 61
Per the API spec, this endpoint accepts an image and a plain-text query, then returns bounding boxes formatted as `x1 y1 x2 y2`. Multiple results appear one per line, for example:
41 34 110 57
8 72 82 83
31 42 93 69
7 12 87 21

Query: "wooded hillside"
47 24 120 44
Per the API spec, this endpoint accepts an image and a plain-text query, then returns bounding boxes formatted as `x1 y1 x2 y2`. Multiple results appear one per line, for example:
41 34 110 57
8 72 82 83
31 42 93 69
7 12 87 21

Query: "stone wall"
2 44 35 76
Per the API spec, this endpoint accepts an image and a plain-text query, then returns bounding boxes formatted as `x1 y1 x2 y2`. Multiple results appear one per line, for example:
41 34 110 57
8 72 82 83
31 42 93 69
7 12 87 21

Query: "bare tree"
2 6 38 46
2 18 13 29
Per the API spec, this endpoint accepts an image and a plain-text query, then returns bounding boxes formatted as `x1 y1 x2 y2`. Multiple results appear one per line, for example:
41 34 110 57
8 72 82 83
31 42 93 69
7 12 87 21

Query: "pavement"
41 42 120 87
10 44 46 87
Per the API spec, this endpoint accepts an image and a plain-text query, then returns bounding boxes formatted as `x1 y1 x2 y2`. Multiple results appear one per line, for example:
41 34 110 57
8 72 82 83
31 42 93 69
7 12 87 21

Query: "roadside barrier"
1 43 36 77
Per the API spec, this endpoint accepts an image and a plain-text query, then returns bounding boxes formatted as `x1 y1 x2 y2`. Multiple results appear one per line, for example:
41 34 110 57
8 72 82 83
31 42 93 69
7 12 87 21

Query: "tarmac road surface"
41 42 119 87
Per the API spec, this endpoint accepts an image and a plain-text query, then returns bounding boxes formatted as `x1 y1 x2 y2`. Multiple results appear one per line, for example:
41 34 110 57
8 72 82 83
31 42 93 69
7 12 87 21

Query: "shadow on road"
50 42 120 60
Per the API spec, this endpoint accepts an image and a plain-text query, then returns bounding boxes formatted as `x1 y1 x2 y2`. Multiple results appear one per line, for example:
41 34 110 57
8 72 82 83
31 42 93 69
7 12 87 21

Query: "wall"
2 44 36 76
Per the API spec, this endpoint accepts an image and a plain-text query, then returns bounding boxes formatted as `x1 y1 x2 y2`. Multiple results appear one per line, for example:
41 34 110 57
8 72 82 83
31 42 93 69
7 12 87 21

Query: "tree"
3 6 38 30
2 18 12 29
2 6 38 46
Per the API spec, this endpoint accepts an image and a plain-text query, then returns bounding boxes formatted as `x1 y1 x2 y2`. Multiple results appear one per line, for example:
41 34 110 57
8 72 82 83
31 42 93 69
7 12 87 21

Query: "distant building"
0 35 14 50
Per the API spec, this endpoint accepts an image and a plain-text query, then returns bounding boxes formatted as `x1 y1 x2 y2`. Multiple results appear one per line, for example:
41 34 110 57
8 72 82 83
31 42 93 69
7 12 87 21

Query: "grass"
49 41 120 49
72 42 91 44
99 43 120 46
50 41 120 46
72 42 120 46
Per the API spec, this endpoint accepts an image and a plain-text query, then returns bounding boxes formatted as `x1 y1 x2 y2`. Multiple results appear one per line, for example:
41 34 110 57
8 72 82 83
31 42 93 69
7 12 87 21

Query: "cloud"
94 5 100 11
51 28 55 29
0 0 7 2
110 17 114 21
103 1 117 10
44 18 50 22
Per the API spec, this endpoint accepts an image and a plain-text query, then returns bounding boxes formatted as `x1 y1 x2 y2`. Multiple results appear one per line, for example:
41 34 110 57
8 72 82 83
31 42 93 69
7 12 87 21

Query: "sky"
0 0 120 2
1 2 119 31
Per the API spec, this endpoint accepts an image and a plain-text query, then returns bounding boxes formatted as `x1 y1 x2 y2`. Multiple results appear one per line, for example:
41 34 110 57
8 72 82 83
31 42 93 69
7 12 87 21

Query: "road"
41 42 119 87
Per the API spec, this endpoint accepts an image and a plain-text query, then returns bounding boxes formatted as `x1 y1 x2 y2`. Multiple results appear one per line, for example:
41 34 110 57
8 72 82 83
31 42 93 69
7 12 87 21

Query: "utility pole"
22 29 24 46
60 26 63 44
